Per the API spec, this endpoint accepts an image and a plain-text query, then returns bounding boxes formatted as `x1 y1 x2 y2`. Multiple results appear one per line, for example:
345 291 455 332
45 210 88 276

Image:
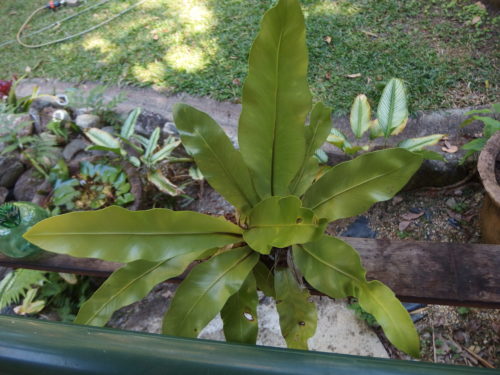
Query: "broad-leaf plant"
25 0 421 357
328 78 444 161
84 108 189 196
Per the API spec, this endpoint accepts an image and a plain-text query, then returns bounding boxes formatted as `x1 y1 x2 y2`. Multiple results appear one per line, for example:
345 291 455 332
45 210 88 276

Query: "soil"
327 181 484 243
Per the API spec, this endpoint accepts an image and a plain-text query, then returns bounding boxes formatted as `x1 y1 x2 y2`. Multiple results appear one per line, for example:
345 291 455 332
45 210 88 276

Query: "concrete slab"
199 294 389 358
108 283 388 358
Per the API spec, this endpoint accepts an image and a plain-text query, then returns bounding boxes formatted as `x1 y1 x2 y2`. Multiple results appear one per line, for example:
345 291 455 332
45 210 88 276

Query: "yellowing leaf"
350 94 371 138
398 134 444 151
389 117 408 136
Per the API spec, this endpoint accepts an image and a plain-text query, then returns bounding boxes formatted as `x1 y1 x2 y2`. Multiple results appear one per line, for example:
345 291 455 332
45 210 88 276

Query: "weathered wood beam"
1 238 499 308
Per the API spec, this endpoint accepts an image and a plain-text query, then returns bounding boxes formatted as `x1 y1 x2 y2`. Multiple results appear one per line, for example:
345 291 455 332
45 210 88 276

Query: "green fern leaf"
0 269 47 310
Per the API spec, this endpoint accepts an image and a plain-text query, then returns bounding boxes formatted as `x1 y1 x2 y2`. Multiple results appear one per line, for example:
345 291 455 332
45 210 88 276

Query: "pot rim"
478 131 500 206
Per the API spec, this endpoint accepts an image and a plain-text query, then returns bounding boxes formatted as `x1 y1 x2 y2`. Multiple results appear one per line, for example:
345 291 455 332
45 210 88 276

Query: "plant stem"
22 151 48 179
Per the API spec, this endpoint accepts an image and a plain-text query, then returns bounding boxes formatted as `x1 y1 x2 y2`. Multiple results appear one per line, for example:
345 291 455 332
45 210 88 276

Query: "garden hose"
0 0 111 48
13 0 150 49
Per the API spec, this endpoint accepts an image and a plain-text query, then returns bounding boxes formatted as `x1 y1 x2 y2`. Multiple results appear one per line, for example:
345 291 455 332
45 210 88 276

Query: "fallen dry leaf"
323 35 332 44
325 72 332 80
361 30 378 37
442 145 458 153
446 209 462 221
398 220 411 231
475 1 486 10
463 213 477 223
470 16 481 25
346 73 361 78
401 212 425 221
392 196 403 205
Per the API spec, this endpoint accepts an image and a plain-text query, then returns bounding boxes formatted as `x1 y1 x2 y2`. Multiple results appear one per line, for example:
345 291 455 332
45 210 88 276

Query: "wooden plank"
0 238 499 308
343 238 500 308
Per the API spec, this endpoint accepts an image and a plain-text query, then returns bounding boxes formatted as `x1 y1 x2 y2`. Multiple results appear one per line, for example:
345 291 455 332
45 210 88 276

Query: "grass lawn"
0 0 498 114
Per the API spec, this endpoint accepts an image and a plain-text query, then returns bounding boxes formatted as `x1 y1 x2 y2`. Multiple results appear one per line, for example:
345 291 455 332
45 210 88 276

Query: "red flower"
0 80 12 97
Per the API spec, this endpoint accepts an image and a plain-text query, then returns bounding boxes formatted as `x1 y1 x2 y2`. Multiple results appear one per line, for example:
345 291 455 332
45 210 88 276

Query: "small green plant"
459 103 500 163
0 119 60 179
50 161 135 213
84 108 190 196
26 0 421 357
328 79 444 160
457 306 471 317
65 85 125 126
451 201 468 213
0 269 94 322
348 301 379 327
0 269 46 310
0 75 40 114
397 230 411 239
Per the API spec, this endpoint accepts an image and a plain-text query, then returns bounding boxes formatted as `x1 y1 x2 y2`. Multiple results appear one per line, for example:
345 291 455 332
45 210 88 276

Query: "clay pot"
477 131 500 244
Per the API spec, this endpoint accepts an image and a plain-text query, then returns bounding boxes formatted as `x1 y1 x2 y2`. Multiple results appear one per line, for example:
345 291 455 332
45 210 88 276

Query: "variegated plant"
25 0 421 357
328 78 444 160
83 108 190 196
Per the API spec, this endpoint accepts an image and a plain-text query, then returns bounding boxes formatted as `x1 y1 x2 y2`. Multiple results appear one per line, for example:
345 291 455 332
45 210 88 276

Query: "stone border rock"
17 78 494 189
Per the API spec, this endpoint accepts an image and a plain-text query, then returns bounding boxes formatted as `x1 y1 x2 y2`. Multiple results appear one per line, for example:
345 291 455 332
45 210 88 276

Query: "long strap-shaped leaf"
163 246 259 338
147 170 182 196
238 0 311 197
221 272 259 344
397 134 444 151
290 102 332 196
243 196 327 254
120 108 141 139
275 267 317 350
174 104 259 214
302 148 422 221
24 206 243 263
293 235 420 357
75 248 212 327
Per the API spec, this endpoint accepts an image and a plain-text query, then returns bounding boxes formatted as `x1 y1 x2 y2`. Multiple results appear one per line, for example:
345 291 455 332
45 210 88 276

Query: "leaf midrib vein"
310 166 402 211
270 9 286 196
178 251 253 330
300 244 404 342
30 232 242 236
194 129 253 208
82 259 170 324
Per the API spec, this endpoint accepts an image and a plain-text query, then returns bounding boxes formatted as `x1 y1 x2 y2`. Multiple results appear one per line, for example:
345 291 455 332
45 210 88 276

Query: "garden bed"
1 81 499 368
